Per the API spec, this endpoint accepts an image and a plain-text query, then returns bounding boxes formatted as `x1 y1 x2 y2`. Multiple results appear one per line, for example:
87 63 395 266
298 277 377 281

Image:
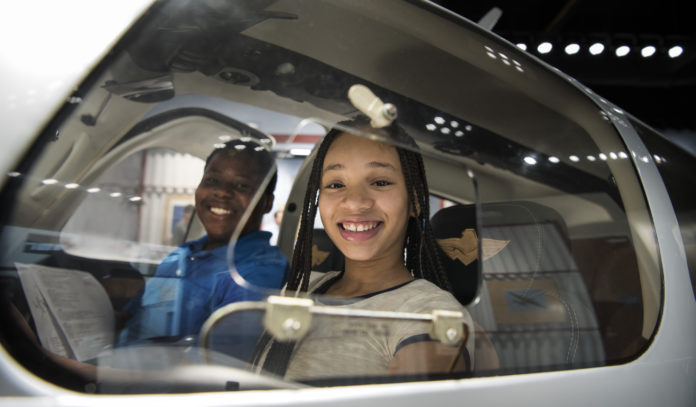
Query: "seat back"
431 201 605 374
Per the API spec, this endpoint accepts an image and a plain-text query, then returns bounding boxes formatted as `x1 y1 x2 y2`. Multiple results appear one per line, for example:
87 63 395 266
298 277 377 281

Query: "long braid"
287 129 341 292
396 135 452 293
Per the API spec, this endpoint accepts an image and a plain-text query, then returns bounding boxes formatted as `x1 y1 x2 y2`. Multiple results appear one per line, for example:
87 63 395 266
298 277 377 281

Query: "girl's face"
318 133 411 264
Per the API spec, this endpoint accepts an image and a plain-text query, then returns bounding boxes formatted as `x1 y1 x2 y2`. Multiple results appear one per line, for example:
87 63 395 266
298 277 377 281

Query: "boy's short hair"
204 138 278 195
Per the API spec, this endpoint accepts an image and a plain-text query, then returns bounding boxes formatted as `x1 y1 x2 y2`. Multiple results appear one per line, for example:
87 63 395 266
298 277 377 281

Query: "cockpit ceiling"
105 0 623 205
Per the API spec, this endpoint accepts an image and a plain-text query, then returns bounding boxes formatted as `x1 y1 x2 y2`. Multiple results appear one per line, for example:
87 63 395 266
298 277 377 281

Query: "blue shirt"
118 231 287 343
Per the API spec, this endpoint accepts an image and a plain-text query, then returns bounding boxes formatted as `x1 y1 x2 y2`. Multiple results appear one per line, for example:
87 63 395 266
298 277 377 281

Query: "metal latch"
264 295 314 341
430 309 467 346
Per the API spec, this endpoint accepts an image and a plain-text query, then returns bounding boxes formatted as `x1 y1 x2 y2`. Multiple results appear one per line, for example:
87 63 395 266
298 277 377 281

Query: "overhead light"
589 42 605 56
668 45 683 58
548 156 560 164
516 43 527 51
87 187 100 193
564 43 580 55
65 183 80 189
615 45 631 57
641 45 656 58
537 42 553 54
41 178 58 185
290 148 311 157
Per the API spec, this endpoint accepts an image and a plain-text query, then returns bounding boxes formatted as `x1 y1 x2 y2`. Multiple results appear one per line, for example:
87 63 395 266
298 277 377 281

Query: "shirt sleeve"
211 258 288 310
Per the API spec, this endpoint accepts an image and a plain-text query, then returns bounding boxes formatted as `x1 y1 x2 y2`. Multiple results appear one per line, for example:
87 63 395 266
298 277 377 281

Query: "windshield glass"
0 0 659 394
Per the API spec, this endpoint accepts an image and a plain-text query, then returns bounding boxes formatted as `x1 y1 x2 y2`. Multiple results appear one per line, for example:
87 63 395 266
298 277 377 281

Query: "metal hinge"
430 309 467 346
263 295 314 341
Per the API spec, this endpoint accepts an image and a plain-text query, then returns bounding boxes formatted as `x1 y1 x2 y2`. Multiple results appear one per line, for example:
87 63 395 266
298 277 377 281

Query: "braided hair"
287 117 452 294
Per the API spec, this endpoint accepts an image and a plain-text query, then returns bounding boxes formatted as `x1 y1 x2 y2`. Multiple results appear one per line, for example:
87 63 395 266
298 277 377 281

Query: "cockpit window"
0 0 661 394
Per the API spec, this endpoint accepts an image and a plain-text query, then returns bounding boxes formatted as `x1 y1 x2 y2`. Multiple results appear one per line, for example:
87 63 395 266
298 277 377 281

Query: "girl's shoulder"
307 270 343 293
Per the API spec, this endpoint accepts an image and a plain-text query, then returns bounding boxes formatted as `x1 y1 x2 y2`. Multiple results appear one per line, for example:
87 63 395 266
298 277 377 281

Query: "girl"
255 117 474 382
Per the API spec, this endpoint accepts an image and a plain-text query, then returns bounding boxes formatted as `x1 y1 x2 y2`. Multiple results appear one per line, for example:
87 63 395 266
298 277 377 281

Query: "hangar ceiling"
437 0 695 131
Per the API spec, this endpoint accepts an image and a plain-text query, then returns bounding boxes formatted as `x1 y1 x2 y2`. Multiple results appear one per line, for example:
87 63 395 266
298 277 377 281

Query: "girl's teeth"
343 222 377 232
210 207 231 215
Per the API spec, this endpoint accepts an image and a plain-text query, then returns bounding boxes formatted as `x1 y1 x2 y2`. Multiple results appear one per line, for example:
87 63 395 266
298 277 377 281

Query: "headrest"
430 204 480 306
311 229 345 273
430 201 572 306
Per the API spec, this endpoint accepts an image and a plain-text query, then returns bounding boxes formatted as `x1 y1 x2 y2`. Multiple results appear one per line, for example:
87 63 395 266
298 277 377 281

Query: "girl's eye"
373 180 392 187
324 182 344 189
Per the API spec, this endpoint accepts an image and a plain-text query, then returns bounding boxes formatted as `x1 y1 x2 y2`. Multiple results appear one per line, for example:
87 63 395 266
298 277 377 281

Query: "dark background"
436 1 694 133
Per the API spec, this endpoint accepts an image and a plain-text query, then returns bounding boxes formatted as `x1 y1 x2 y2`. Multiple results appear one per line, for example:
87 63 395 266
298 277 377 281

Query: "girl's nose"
341 185 373 211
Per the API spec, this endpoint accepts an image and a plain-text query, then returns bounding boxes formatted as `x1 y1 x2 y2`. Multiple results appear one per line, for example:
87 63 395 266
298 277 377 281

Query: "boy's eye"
233 183 253 193
203 176 219 185
373 180 392 187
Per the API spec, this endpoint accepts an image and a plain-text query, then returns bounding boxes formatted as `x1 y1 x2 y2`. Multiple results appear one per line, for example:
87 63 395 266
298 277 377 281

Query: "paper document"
16 263 115 362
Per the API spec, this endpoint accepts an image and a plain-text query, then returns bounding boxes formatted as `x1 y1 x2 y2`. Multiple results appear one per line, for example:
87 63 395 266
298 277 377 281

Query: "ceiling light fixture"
668 45 683 58
589 42 605 55
565 43 580 55
615 45 630 57
537 41 553 54
641 45 656 58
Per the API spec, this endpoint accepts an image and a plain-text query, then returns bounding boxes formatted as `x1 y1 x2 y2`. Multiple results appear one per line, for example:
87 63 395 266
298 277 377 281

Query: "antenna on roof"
478 7 502 31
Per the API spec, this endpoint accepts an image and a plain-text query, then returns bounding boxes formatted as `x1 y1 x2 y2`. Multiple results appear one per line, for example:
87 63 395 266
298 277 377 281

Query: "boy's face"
195 150 270 250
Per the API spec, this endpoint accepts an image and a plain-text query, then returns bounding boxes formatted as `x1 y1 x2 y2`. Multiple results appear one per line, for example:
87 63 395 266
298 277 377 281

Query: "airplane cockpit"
0 0 689 403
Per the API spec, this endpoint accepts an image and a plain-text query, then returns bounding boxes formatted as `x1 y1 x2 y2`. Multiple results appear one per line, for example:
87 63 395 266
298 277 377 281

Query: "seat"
310 229 344 273
430 201 605 374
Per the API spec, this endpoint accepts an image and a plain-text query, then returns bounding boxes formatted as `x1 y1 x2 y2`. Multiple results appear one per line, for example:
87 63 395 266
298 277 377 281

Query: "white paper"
16 263 115 362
